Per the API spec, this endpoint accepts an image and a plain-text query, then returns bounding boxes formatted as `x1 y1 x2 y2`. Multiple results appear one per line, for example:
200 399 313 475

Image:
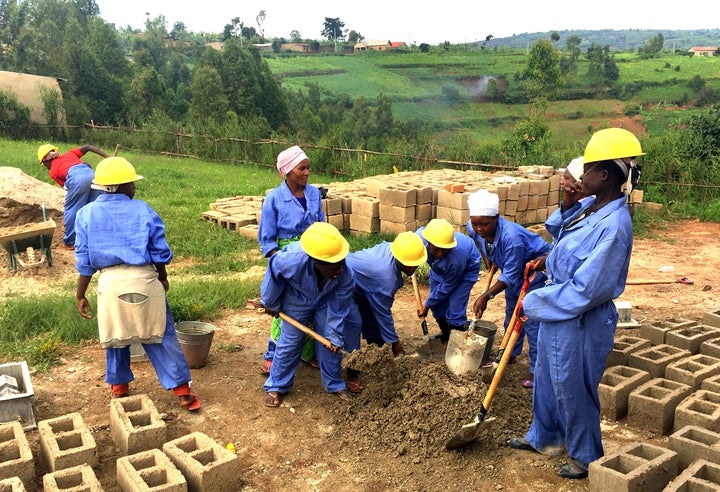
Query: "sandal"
522 379 534 389
179 394 201 411
334 390 353 401
259 359 272 375
265 391 282 408
346 379 364 393
110 384 129 399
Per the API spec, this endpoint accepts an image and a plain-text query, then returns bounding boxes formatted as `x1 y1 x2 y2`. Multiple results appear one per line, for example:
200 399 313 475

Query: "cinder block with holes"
666 325 720 354
628 378 693 435
665 353 720 390
675 390 720 433
117 448 186 492
351 196 380 218
701 337 720 359
668 425 720 469
0 476 25 491
588 442 678 492
42 464 102 492
379 186 417 208
110 394 166 455
38 413 97 472
606 336 653 368
162 432 240 492
704 309 720 329
663 459 720 491
599 365 652 420
639 318 698 345
0 422 33 485
379 204 416 224
627 344 691 378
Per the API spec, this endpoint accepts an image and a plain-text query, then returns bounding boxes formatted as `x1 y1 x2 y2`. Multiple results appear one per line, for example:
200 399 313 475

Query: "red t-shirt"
49 148 85 187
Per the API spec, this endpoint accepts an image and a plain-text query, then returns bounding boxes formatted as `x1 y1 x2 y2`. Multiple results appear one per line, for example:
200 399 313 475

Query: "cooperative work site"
1 165 720 491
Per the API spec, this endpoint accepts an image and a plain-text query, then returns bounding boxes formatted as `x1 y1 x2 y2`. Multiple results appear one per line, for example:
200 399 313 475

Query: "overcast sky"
94 1 720 45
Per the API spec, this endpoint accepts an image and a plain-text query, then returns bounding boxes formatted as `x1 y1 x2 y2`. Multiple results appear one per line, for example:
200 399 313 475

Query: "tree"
523 39 560 98
170 21 187 41
256 10 265 39
586 43 618 87
189 66 229 125
347 30 363 44
290 30 302 42
551 32 560 43
321 17 345 42
640 33 664 58
560 35 582 77
221 17 242 41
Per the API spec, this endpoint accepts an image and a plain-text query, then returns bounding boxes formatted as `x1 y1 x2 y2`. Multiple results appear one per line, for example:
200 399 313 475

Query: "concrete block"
589 442 678 492
351 196 380 217
704 309 720 329
163 432 240 492
675 390 720 433
669 425 720 469
434 205 469 226
110 394 166 456
599 366 652 420
0 423 33 485
379 186 416 208
42 464 102 492
606 336 653 368
640 318 698 345
516 194 528 212
415 203 433 222
628 378 693 434
663 459 720 491
413 186 433 204
0 477 25 491
666 325 720 354
326 214 344 230
702 337 720 359
703 374 720 394
349 215 379 233
627 344 691 378
38 412 97 472
379 204 415 223
380 220 416 234
322 197 343 216
666 354 720 390
117 448 187 492
436 189 469 210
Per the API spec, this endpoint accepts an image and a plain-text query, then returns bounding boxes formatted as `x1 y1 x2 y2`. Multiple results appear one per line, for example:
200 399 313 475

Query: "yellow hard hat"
300 222 349 263
391 231 427 266
583 128 645 164
37 144 58 164
92 157 144 186
421 219 457 249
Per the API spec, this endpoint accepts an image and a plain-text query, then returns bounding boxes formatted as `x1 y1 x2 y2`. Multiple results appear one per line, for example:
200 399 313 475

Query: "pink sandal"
522 379 534 389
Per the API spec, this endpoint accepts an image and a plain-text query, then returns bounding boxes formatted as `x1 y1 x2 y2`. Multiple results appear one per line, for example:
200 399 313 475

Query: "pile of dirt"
0 167 64 227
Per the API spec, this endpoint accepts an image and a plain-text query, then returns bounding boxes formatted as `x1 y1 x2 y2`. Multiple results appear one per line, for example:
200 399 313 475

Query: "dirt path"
3 213 720 491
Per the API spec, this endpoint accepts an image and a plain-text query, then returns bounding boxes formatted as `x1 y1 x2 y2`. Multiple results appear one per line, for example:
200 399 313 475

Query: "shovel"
626 276 693 286
412 273 437 358
445 298 528 449
481 262 537 383
277 312 349 356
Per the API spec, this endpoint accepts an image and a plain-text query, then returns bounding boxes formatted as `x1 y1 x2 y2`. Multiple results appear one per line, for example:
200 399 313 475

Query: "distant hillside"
483 29 720 52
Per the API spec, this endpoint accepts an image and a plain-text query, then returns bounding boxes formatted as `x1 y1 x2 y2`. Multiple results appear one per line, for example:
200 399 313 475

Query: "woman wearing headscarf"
467 189 550 388
507 128 643 480
258 146 326 374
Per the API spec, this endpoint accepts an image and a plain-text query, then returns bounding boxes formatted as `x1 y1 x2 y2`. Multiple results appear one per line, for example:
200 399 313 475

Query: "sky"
93 1 720 45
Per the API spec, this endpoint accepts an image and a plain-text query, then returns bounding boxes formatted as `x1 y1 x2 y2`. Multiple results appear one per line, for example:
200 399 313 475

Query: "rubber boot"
430 318 451 343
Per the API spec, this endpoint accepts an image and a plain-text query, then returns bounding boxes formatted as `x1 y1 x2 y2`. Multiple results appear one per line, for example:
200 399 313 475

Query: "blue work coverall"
522 195 633 469
258 181 325 361
467 217 550 363
261 241 354 394
416 227 481 328
74 193 192 390
344 241 405 349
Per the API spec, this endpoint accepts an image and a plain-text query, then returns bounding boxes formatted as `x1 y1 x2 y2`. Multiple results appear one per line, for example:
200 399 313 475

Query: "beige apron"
97 264 166 348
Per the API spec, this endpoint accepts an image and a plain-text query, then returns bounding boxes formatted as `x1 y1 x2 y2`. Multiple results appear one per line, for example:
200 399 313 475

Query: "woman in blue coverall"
344 232 428 391
467 189 550 388
261 222 354 407
415 219 481 342
258 145 325 375
74 157 200 411
508 128 644 480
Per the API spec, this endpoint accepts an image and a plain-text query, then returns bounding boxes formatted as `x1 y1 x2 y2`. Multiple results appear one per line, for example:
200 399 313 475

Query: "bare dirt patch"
2 169 719 491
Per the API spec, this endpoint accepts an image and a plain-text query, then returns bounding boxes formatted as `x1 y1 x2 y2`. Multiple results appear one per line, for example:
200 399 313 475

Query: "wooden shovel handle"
278 312 347 355
411 274 424 312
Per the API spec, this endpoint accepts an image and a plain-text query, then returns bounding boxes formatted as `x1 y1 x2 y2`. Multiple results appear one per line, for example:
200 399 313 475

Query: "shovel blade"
445 416 496 449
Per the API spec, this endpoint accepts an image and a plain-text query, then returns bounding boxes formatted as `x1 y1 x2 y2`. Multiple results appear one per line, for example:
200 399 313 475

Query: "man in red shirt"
38 143 109 249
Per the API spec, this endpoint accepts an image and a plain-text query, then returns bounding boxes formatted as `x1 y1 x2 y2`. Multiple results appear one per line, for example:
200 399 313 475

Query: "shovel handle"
277 312 348 356
411 274 424 312
494 261 537 359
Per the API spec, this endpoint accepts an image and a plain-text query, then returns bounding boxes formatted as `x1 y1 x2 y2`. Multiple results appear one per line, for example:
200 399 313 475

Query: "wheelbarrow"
0 219 57 272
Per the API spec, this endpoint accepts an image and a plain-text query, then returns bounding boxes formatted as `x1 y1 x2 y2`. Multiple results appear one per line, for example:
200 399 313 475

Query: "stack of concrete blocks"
163 432 240 492
202 195 263 239
0 422 33 487
588 442 678 492
349 194 380 234
110 395 166 455
116 449 187 492
606 335 652 368
639 318 698 345
323 192 349 232
38 412 97 472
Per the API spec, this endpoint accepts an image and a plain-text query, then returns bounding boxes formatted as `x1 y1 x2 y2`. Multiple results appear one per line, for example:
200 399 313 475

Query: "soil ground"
2 170 719 491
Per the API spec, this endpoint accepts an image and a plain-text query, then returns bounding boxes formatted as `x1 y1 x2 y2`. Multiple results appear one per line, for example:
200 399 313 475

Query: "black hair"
595 160 627 185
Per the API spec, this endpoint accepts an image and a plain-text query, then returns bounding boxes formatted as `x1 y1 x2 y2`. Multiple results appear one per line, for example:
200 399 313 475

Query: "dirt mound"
0 167 64 227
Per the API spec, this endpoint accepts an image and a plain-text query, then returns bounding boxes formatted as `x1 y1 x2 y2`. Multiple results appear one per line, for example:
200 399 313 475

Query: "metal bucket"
175 321 215 369
445 320 498 375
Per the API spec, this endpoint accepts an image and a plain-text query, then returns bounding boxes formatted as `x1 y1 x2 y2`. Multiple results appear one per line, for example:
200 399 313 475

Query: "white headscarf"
566 156 584 182
467 189 499 217
276 146 308 179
